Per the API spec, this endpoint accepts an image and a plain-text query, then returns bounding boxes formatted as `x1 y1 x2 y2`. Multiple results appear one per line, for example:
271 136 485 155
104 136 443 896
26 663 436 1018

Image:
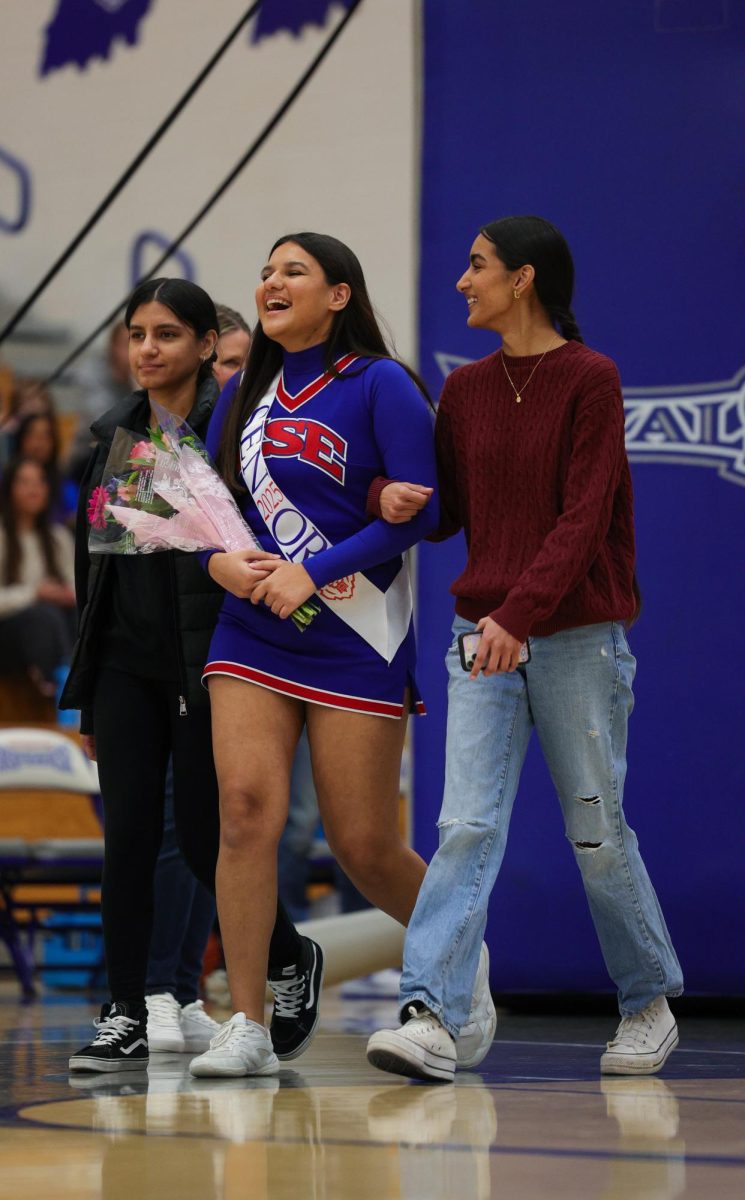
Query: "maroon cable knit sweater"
367 340 637 644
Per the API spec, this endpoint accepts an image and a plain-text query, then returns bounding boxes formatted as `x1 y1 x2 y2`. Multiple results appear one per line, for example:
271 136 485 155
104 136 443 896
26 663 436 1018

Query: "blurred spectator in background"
0 377 56 432
0 456 75 698
213 305 251 390
13 411 76 525
145 760 219 1052
0 378 57 469
146 302 250 1042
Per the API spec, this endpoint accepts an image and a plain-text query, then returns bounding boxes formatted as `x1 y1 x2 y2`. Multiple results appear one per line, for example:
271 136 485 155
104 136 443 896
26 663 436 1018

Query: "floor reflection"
600 1077 686 1200
1 993 743 1200
12 1062 690 1200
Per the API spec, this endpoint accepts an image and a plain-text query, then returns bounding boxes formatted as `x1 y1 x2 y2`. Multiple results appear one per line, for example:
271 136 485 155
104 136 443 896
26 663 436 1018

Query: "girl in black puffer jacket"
63 279 315 1074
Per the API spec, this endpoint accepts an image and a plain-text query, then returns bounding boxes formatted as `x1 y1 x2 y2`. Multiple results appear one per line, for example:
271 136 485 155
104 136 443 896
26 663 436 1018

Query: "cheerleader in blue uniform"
188 232 447 1077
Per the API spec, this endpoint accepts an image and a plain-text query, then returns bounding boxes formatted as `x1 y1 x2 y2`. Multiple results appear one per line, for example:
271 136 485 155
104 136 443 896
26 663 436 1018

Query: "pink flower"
87 486 109 529
116 482 138 502
129 440 156 466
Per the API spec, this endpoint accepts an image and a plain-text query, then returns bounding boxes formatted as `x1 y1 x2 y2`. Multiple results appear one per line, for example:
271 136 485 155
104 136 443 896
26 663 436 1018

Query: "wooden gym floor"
0 981 743 1200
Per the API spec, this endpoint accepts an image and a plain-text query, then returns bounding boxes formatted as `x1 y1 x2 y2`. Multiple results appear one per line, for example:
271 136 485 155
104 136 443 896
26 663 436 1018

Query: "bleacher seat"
0 727 103 997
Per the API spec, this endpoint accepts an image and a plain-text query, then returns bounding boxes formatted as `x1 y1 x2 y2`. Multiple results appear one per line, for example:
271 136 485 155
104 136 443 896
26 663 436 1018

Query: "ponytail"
551 306 583 344
481 216 584 342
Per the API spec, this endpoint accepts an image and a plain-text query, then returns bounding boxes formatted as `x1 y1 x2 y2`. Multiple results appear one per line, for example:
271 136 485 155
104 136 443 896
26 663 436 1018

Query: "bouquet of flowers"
87 402 321 632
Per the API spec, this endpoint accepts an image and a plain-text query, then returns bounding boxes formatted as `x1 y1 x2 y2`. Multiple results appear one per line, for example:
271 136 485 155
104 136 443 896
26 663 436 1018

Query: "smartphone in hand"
457 630 530 672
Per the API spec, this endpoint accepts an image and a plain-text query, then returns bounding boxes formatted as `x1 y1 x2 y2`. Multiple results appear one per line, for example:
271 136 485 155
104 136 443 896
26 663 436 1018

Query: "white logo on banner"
434 354 745 489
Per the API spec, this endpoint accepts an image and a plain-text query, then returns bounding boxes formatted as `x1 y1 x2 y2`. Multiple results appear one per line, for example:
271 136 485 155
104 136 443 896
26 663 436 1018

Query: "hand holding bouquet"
88 403 321 632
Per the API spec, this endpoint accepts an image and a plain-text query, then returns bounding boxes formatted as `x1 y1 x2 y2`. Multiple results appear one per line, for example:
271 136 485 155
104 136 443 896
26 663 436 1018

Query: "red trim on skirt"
203 660 426 719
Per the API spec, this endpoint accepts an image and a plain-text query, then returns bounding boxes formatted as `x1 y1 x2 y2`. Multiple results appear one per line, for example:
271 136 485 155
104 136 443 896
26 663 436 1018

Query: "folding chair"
0 727 103 998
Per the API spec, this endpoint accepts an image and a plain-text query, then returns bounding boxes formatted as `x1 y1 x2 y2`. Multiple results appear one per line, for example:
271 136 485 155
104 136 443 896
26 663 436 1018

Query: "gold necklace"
500 339 560 403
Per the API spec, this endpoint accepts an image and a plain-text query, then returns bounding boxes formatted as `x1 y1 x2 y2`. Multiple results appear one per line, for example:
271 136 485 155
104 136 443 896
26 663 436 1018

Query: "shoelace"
91 1013 139 1046
209 1020 238 1049
209 1018 264 1050
183 1001 215 1026
270 972 305 1019
609 1010 654 1049
405 1004 441 1034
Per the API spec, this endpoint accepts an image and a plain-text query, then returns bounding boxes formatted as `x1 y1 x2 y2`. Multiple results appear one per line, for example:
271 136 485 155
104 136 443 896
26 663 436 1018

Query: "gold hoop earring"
513 289 521 301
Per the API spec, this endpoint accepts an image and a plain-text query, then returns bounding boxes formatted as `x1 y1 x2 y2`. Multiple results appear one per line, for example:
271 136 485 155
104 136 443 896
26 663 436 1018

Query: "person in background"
145 297 253 1049
213 305 252 390
144 759 219 1052
366 215 683 1082
0 377 56 440
0 456 75 698
13 410 75 525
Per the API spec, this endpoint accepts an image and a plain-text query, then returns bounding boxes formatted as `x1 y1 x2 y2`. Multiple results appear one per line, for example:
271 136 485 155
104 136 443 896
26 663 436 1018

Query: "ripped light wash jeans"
400 618 683 1038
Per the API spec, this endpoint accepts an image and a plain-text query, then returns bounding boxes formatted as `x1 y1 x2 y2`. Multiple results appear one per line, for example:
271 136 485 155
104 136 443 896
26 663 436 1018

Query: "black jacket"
60 377 224 731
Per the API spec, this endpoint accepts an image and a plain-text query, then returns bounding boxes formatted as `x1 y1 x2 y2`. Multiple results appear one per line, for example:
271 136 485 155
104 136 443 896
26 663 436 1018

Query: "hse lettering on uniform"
262 418 348 485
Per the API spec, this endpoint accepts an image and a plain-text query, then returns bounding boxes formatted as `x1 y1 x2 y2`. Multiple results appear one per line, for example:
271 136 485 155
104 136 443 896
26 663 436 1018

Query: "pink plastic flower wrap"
87 403 321 632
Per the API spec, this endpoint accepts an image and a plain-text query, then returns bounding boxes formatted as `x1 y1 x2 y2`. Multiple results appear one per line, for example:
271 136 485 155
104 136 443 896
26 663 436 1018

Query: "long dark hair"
216 232 431 494
480 216 583 343
0 456 62 585
14 411 62 512
124 277 219 382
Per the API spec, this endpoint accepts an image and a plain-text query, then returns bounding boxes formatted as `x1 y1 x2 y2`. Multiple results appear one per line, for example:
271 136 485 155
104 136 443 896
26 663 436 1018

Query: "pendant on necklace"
516 395 522 404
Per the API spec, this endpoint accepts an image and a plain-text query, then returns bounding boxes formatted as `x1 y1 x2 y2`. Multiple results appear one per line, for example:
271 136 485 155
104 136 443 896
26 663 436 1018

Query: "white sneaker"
146 992 185 1052
204 968 232 1008
455 943 497 1068
189 1012 279 1078
600 996 679 1075
367 1005 456 1082
180 999 222 1052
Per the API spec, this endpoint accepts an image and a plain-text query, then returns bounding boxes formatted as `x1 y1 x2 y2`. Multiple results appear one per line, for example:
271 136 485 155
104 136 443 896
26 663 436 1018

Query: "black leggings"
92 667 301 1003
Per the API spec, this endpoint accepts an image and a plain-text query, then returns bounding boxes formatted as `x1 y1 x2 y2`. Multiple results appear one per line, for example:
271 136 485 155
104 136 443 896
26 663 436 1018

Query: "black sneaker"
268 936 324 1061
69 1001 149 1073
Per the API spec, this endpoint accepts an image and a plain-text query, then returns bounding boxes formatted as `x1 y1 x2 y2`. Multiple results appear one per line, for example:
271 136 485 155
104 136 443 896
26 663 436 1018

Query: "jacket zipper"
168 554 188 716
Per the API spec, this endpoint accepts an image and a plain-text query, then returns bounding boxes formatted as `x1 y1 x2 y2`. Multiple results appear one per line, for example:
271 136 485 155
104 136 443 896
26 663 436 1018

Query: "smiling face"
213 327 251 389
11 460 50 520
255 241 350 352
456 233 526 331
127 301 215 393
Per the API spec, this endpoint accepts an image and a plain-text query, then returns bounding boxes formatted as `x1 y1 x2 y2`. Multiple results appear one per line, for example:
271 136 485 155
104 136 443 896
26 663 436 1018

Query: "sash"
239 367 412 664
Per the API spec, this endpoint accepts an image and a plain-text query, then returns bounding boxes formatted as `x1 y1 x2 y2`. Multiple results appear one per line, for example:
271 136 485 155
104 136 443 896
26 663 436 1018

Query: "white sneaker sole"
366 1031 455 1083
600 1025 679 1075
68 1055 149 1073
147 1034 185 1053
189 1053 280 1078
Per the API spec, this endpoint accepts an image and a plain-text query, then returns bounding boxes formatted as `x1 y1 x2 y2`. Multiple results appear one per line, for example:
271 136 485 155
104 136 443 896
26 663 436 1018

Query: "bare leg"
209 677 303 1022
305 701 426 926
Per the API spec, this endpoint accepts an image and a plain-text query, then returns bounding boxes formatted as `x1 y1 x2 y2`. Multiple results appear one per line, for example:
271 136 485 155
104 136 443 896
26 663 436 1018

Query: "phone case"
458 631 531 671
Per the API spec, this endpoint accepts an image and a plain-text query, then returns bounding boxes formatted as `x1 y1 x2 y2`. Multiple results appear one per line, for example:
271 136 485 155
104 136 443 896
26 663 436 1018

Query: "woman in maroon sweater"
366 216 683 1082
